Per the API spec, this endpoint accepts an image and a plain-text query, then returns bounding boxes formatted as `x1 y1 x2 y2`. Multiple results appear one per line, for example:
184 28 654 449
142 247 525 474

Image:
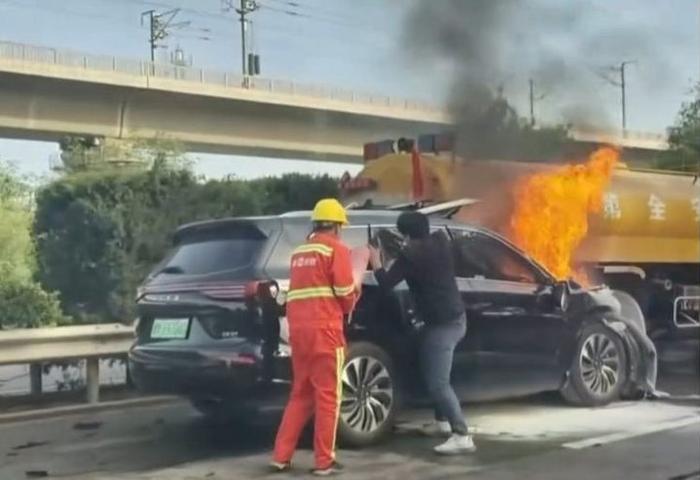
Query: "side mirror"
552 281 570 311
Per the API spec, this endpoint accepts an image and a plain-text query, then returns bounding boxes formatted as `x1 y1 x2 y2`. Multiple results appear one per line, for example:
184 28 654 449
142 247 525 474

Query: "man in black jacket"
368 211 475 455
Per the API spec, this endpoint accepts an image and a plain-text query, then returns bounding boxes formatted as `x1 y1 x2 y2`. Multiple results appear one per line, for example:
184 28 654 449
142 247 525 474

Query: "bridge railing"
0 40 441 113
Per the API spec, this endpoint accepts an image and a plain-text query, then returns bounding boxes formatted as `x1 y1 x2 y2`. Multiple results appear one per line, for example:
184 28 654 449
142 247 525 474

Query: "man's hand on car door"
368 245 382 270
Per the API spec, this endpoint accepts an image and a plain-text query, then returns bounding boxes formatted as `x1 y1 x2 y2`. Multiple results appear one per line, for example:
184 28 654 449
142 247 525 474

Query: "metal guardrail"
0 324 134 403
0 40 441 113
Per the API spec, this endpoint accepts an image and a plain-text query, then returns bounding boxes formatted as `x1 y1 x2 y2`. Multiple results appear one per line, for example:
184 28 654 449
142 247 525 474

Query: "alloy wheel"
579 333 621 395
340 356 394 433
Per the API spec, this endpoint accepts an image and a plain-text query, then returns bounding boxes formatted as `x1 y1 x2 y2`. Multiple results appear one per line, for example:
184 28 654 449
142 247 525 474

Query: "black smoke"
402 0 677 159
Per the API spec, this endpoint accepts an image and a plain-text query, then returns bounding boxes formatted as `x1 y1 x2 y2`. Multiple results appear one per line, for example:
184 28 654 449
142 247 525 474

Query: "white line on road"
562 415 700 450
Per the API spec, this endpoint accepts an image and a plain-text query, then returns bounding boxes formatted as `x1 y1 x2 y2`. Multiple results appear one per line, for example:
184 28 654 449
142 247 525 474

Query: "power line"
258 2 360 29
264 0 360 25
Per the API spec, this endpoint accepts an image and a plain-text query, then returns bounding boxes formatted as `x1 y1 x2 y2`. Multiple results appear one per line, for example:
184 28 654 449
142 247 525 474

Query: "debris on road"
73 421 103 431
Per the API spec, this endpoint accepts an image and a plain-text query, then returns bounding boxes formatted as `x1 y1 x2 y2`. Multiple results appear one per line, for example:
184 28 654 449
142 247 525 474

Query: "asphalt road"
1 339 698 480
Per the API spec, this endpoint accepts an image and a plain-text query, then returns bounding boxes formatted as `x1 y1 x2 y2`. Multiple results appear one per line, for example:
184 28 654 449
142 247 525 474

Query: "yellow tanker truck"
340 135 700 337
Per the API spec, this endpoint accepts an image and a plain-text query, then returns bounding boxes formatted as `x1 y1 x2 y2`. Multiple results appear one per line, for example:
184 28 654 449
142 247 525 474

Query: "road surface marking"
562 415 700 449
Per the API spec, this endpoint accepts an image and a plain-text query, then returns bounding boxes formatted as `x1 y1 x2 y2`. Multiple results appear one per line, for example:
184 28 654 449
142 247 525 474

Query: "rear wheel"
561 323 628 406
337 341 398 447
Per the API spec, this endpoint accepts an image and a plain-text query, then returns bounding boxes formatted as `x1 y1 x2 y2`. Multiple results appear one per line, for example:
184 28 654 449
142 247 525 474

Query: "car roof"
176 209 478 234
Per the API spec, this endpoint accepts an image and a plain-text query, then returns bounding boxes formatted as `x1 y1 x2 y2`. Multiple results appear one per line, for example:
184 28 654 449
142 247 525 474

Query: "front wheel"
337 341 398 447
561 323 628 406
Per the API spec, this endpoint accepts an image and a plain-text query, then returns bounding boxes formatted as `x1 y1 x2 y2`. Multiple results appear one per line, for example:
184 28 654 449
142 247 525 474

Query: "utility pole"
528 78 548 126
143 10 157 62
223 0 259 76
529 78 535 126
619 61 630 131
596 60 636 132
141 9 190 64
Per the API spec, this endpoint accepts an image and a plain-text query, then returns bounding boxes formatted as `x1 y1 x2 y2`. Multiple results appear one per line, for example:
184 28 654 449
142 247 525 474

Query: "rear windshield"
156 224 267 276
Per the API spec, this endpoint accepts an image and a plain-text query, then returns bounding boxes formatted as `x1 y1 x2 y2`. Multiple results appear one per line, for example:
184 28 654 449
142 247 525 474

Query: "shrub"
0 280 65 330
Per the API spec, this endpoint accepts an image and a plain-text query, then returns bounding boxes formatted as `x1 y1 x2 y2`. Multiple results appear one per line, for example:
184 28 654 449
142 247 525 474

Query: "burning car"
128 205 657 447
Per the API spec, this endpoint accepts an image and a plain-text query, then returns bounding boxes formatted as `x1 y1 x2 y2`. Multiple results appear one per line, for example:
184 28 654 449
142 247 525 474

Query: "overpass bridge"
0 41 668 163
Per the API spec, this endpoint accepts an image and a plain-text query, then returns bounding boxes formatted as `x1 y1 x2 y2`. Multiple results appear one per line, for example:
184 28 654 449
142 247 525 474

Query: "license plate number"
151 318 190 339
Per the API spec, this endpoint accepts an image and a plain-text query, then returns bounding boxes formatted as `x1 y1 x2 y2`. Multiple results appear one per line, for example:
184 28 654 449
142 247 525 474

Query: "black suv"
129 208 655 446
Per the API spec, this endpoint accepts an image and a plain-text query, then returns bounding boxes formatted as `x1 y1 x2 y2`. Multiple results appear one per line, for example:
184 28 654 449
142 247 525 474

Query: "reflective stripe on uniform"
293 243 333 257
286 286 335 302
331 346 345 460
332 284 355 297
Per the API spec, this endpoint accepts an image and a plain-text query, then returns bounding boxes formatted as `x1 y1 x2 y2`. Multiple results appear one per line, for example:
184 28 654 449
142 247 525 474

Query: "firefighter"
270 198 357 476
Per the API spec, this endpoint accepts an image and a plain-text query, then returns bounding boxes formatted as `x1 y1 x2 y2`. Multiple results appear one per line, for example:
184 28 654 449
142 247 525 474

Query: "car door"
368 225 482 400
449 228 567 400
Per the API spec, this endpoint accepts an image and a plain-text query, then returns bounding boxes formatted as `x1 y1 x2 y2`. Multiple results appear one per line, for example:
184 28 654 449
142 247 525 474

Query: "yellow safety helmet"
311 198 348 225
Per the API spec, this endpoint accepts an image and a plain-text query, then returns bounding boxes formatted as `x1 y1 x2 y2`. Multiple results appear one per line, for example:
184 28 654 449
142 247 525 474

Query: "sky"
0 0 697 180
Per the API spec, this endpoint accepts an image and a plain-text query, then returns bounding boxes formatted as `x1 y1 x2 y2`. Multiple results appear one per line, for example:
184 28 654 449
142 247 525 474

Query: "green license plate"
151 318 190 339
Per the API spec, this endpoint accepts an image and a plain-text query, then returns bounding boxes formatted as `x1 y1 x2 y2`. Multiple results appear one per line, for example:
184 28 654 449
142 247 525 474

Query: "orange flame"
509 147 620 282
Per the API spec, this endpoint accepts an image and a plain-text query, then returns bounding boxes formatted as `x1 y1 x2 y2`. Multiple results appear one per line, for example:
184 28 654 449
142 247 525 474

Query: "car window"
371 228 403 266
157 224 267 277
451 230 542 284
370 224 447 267
341 226 369 249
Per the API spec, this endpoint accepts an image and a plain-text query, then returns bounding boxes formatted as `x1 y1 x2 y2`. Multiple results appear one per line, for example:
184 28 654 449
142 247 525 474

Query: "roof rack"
345 199 433 210
345 198 478 218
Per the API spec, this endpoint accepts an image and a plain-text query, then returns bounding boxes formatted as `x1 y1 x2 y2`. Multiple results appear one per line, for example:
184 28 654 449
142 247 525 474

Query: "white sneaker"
420 420 452 437
433 434 477 455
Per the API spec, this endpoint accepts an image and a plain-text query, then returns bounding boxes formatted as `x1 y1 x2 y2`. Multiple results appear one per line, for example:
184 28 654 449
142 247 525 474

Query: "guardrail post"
86 358 99 403
29 364 42 395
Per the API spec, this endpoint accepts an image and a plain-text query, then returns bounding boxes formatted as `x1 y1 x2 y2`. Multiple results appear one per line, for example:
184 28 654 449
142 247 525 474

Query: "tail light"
244 280 279 300
200 283 246 300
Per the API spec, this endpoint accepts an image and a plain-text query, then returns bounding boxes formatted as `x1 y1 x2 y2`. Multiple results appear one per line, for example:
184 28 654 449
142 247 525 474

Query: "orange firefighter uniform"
272 231 357 469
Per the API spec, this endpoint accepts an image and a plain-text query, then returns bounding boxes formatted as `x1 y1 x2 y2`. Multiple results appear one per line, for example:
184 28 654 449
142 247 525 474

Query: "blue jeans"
420 315 468 435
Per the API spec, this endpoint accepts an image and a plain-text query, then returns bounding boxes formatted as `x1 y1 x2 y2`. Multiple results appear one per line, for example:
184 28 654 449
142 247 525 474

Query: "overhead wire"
0 0 395 67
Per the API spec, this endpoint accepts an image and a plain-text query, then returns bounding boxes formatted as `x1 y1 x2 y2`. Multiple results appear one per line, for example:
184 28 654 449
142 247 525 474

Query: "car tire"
561 323 628 407
337 341 398 448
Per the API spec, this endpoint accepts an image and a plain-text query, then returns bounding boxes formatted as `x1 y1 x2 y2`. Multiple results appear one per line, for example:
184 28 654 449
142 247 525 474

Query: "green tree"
0 162 35 283
34 160 340 323
655 83 700 173
452 94 572 162
0 162 65 329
